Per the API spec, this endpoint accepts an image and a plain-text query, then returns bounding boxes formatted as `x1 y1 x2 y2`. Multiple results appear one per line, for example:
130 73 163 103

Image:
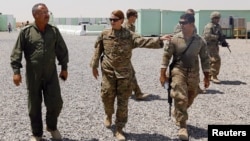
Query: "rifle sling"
170 36 195 68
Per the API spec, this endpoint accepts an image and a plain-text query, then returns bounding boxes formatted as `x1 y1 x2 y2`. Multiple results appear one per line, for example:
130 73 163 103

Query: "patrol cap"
210 11 221 19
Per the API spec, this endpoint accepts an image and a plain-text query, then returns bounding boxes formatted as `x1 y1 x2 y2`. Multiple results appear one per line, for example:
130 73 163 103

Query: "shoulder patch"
20 24 33 33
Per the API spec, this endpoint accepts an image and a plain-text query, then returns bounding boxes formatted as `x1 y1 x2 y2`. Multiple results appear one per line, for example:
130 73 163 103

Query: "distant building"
0 14 16 31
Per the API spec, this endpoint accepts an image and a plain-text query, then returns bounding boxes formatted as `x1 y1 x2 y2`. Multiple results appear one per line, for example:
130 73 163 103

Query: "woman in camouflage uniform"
90 9 169 141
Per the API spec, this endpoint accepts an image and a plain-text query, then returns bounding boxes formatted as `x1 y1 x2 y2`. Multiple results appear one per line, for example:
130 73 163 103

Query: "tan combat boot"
115 127 125 141
209 75 212 81
30 136 42 141
197 86 206 94
136 93 150 100
178 121 188 140
211 75 221 84
104 114 112 128
47 128 62 140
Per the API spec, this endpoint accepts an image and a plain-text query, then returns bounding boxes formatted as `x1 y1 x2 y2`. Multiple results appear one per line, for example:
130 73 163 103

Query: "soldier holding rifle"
202 11 231 84
160 13 210 140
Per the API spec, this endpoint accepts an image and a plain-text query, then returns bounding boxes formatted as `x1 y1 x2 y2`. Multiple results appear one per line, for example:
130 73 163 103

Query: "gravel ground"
0 31 249 141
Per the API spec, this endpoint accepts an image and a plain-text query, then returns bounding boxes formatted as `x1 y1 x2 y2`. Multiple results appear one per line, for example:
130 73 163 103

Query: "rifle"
167 62 175 117
218 33 231 53
212 24 231 53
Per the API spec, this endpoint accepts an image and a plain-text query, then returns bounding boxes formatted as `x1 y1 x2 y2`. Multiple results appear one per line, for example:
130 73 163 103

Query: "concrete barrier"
57 24 110 36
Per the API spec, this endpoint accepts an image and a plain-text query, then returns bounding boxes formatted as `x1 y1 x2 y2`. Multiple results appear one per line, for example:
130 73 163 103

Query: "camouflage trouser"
209 55 221 77
208 45 221 77
131 65 142 97
131 73 143 97
170 68 199 123
101 73 132 128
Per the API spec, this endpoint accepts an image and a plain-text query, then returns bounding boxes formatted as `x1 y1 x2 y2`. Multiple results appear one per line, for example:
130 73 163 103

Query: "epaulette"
21 24 32 31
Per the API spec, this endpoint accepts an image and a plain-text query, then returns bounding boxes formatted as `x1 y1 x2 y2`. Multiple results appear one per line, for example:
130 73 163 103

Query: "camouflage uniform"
173 24 206 94
122 19 135 32
90 27 163 129
10 23 69 137
161 32 210 123
202 12 222 82
122 20 144 97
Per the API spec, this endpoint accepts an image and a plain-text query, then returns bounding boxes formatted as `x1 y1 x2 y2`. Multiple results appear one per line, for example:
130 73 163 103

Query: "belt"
180 67 196 72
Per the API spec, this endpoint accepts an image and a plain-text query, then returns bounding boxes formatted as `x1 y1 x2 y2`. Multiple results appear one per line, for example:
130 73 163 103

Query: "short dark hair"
180 13 195 23
32 3 46 15
126 9 138 18
185 9 195 15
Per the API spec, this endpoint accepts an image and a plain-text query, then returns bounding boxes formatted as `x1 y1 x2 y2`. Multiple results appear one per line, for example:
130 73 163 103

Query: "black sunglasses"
109 18 120 22
179 21 189 25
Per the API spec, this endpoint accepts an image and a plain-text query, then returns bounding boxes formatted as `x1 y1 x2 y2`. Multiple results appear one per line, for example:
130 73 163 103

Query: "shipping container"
89 18 96 25
95 18 103 25
78 18 90 25
66 18 71 25
136 9 161 36
197 10 250 38
0 14 15 31
161 10 184 35
53 18 60 25
38 9 250 38
70 18 78 25
58 18 66 25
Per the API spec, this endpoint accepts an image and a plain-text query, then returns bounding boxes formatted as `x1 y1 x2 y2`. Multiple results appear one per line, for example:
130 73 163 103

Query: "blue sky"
1 0 250 22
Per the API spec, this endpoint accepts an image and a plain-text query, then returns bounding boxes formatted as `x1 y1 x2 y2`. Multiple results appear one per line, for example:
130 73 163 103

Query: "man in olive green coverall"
10 3 69 141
